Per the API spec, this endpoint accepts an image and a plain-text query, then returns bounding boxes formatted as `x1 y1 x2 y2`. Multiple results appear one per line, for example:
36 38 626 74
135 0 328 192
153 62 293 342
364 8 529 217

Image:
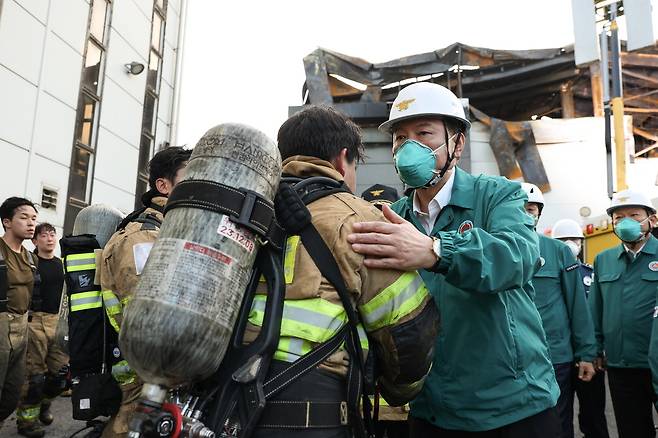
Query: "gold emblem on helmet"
395 99 416 111
617 196 629 202
370 190 384 197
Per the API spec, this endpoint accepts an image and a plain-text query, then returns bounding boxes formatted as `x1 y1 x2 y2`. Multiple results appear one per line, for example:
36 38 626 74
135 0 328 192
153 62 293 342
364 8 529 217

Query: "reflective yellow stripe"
283 236 300 284
66 253 95 261
250 295 346 342
359 273 428 331
65 253 96 272
16 405 40 422
102 290 122 332
250 295 369 362
70 291 102 312
111 360 136 385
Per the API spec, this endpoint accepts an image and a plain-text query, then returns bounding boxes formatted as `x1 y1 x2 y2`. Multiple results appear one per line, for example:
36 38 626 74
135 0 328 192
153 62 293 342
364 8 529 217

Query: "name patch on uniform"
649 261 658 272
565 263 579 272
458 220 474 234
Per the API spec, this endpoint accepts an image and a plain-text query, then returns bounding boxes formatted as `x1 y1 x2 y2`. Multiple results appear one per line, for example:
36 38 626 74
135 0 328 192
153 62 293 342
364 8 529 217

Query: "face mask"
614 217 649 243
393 140 442 188
564 240 581 258
393 135 456 189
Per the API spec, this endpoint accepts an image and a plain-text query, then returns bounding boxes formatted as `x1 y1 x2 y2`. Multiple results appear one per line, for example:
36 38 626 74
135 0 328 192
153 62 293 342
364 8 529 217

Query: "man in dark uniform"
16 223 68 437
552 218 609 438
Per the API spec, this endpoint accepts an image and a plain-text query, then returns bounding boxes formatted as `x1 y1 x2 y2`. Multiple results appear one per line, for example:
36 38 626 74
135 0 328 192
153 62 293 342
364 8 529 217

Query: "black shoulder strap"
116 207 148 231
270 179 374 438
133 212 162 231
29 252 42 312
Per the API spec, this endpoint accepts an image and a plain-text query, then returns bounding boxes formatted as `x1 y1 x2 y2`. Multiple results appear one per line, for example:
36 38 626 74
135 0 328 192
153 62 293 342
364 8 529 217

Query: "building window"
135 0 167 207
64 0 112 234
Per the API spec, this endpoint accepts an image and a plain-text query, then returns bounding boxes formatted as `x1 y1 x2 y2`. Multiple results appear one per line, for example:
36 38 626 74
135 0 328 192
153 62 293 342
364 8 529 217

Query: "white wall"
0 0 186 239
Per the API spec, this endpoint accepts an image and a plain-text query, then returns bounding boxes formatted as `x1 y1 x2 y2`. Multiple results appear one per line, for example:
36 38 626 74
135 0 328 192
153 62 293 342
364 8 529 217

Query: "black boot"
17 422 46 438
39 400 53 425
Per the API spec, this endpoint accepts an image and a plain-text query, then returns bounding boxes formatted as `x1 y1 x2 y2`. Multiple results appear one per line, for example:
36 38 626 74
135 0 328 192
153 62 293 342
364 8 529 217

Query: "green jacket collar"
402 167 475 212
615 234 658 258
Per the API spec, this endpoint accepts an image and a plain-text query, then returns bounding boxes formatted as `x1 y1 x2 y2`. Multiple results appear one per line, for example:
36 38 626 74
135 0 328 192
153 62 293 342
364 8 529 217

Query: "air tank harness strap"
268 180 375 438
164 179 285 250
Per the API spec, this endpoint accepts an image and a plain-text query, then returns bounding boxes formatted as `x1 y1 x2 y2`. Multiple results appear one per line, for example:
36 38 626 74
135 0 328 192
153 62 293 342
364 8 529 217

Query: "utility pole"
609 2 628 191
600 28 614 198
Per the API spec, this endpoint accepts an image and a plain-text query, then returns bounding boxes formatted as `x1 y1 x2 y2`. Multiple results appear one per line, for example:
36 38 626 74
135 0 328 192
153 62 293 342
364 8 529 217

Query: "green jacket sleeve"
436 182 539 294
559 247 597 362
588 256 605 356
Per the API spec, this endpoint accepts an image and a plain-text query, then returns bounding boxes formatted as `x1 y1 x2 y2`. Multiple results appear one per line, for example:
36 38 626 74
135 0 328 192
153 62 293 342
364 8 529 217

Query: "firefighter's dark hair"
34 222 56 238
0 197 37 230
277 105 365 164
148 146 192 190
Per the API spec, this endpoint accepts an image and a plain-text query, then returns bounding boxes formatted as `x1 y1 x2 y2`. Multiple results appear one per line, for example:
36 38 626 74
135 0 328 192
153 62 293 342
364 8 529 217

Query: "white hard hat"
552 219 584 239
521 182 545 206
379 82 471 133
606 188 656 215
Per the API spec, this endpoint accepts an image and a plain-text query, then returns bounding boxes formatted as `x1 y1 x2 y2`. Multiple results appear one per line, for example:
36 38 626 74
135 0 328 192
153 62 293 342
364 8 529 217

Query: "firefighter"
552 218 610 438
0 198 39 426
590 188 658 438
521 183 597 438
347 82 561 437
243 106 438 437
15 223 68 437
100 147 191 437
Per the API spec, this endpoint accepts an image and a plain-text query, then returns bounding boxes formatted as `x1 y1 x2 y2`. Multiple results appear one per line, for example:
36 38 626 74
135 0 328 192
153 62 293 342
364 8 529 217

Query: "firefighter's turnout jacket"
99 194 165 437
245 156 438 403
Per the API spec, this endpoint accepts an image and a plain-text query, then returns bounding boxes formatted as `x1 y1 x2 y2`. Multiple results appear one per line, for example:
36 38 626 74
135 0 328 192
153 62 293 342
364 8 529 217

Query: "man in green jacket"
347 82 560 437
590 189 658 438
521 183 597 438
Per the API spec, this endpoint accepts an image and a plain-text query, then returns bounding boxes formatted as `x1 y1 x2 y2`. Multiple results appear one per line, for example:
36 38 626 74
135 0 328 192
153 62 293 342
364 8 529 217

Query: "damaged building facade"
290 42 658 232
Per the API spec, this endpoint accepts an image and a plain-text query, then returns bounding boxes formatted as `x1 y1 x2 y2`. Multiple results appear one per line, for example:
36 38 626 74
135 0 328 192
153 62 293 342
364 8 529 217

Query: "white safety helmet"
521 182 545 206
606 188 656 216
379 82 471 133
552 219 584 239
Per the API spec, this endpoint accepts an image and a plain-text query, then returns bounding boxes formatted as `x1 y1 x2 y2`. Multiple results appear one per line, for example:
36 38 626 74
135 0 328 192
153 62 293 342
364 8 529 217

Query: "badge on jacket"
458 220 473 234
649 261 658 272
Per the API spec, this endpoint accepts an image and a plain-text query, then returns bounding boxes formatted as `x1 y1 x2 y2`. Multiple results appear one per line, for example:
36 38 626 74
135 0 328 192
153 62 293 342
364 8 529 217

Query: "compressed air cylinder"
55 203 125 352
72 203 126 248
119 123 281 387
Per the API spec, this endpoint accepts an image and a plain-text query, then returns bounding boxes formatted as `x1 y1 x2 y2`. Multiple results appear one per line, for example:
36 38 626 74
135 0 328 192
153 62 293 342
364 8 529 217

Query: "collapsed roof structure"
298 42 658 161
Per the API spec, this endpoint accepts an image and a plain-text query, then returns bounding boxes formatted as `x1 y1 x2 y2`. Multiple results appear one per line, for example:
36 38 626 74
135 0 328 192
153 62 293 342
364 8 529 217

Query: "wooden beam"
560 83 576 118
624 107 658 113
633 126 658 142
589 63 604 117
621 52 658 68
623 69 658 87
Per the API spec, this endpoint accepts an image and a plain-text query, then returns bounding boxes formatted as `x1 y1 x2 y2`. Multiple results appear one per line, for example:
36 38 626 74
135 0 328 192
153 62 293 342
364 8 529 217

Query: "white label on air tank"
217 216 255 254
137 238 246 330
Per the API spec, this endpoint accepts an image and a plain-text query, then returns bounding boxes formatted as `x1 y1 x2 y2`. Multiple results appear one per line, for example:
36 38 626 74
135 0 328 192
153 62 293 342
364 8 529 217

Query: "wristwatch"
429 236 442 273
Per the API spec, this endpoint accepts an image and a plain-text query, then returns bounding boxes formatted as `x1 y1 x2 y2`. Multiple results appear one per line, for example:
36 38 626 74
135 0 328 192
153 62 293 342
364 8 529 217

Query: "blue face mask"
614 217 648 243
